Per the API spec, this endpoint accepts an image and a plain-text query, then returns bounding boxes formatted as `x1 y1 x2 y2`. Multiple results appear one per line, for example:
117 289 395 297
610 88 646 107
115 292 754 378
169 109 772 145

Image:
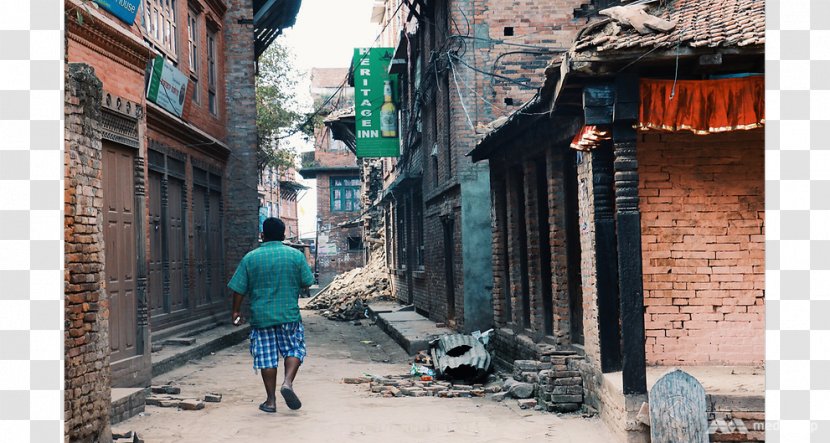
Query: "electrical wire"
447 56 475 130
449 53 538 89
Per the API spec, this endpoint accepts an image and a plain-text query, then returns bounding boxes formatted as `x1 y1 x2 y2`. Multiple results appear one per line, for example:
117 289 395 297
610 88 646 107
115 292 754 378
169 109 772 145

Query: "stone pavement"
113 311 617 443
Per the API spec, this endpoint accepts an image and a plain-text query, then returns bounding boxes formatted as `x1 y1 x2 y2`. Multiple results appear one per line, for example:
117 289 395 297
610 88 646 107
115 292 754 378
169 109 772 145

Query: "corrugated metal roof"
430 334 492 381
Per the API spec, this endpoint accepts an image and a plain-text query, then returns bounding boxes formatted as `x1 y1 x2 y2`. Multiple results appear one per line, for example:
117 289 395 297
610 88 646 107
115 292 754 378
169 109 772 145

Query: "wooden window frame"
187 10 200 104
329 176 360 212
207 27 218 116
143 0 179 61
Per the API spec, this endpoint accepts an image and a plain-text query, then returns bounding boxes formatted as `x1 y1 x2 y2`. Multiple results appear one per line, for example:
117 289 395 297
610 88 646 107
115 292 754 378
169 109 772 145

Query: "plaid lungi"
249 322 306 370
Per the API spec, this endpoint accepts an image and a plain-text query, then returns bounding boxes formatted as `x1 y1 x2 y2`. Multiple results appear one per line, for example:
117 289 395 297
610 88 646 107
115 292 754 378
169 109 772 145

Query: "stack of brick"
512 351 585 413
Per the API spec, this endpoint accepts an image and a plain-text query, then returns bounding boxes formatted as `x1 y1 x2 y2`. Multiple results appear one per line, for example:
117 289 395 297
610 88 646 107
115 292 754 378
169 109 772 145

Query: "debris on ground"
112 431 144 443
413 350 432 366
179 399 205 411
346 373 501 400
150 385 181 395
303 247 392 321
146 386 215 410
204 393 222 403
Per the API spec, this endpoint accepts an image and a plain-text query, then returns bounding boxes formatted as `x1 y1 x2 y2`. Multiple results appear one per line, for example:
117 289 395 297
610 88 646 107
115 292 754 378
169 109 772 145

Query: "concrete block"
553 376 582 386
553 386 583 395
179 400 204 411
204 393 222 403
553 402 581 412
552 394 583 403
518 399 537 409
150 385 181 395
343 377 372 384
514 360 539 371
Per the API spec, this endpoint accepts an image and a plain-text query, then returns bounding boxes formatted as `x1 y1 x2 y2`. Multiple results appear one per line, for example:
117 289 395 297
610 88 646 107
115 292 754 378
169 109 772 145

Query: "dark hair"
262 217 286 242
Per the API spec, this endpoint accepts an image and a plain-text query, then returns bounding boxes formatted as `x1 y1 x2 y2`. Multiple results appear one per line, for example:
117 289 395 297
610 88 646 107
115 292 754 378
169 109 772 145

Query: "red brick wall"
639 129 765 365
576 150 602 365
66 42 145 104
64 63 112 443
315 171 363 286
179 0 227 142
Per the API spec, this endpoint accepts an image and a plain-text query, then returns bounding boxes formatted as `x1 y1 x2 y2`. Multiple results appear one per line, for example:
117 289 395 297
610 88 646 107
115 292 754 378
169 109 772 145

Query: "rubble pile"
344 374 502 399
144 384 220 411
304 247 392 321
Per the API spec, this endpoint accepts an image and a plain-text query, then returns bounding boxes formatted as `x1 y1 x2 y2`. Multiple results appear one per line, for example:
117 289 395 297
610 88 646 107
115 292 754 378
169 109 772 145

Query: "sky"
279 0 378 239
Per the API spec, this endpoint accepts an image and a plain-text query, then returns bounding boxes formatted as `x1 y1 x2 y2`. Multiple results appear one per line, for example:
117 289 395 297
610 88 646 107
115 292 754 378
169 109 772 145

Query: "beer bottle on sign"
380 80 397 138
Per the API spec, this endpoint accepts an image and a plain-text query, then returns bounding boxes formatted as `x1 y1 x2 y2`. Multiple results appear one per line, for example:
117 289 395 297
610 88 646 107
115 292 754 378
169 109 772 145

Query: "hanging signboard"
146 55 189 118
93 0 141 25
353 47 400 158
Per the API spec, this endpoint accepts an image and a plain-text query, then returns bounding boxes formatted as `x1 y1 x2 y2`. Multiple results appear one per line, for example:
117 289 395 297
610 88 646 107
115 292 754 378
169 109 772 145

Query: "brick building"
258 166 307 241
299 68 363 287
63 0 300 439
358 0 587 333
471 0 765 441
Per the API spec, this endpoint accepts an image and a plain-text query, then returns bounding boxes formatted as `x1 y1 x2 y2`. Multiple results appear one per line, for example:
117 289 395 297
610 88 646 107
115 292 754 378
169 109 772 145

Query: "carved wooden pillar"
593 145 622 373
583 84 623 373
613 73 647 396
161 176 171 314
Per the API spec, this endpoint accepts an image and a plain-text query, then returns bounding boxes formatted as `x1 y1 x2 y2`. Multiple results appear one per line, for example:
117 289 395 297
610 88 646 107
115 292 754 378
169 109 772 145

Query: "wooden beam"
612 72 647 396
583 84 614 125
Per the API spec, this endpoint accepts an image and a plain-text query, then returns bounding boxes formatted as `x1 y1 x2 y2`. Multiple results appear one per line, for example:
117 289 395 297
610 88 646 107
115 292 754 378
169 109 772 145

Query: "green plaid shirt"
227 241 314 328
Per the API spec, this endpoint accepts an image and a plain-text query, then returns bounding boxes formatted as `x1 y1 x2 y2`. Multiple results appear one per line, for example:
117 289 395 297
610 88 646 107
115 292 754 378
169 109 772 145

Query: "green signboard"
353 48 400 158
146 55 189 118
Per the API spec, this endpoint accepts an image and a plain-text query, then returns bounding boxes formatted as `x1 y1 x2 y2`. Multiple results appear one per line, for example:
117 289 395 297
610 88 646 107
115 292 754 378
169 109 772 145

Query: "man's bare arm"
231 292 244 325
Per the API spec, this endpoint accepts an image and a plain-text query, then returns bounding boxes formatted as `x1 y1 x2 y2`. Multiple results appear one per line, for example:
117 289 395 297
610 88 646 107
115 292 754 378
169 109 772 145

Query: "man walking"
228 217 315 413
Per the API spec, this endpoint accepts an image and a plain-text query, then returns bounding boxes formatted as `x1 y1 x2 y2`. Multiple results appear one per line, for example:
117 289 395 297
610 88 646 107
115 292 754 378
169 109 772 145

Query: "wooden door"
148 170 164 318
192 184 208 306
169 177 187 312
208 189 223 303
103 142 138 362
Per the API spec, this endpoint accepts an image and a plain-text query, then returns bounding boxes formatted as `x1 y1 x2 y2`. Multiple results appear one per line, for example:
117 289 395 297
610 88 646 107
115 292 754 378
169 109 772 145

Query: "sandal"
280 386 302 410
258 402 276 413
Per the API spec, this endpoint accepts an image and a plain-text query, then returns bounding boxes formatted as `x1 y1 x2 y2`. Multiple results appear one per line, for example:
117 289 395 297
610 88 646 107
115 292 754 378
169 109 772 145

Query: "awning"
638 76 764 135
388 30 409 75
253 0 302 59
379 172 421 201
279 179 308 201
324 107 356 154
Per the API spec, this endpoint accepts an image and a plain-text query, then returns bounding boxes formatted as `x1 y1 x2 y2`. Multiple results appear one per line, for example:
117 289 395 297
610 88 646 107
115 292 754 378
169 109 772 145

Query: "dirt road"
114 312 616 443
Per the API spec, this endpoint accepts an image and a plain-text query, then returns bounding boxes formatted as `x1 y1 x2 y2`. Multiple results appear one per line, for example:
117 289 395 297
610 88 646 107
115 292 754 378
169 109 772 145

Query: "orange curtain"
638 76 765 134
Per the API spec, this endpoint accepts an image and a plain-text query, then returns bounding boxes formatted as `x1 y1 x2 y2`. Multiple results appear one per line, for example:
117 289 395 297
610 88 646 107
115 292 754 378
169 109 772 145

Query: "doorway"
442 215 456 325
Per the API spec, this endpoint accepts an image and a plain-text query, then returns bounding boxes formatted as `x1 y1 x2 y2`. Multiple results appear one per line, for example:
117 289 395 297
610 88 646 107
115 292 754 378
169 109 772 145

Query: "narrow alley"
113 310 614 443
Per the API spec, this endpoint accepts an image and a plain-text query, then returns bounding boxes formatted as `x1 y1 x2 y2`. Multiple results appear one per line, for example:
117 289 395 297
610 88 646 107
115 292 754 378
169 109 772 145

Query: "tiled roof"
311 68 349 89
323 106 355 123
574 0 765 53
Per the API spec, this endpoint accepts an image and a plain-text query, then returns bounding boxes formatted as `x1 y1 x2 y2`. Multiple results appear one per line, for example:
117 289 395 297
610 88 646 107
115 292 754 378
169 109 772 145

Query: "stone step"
111 388 147 425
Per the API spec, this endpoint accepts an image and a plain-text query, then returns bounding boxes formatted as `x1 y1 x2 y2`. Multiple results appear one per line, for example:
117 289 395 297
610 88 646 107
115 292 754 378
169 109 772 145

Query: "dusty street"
115 311 616 443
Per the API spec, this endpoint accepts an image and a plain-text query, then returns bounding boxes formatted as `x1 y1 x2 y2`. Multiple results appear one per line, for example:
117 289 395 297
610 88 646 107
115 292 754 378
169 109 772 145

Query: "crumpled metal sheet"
429 334 492 381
